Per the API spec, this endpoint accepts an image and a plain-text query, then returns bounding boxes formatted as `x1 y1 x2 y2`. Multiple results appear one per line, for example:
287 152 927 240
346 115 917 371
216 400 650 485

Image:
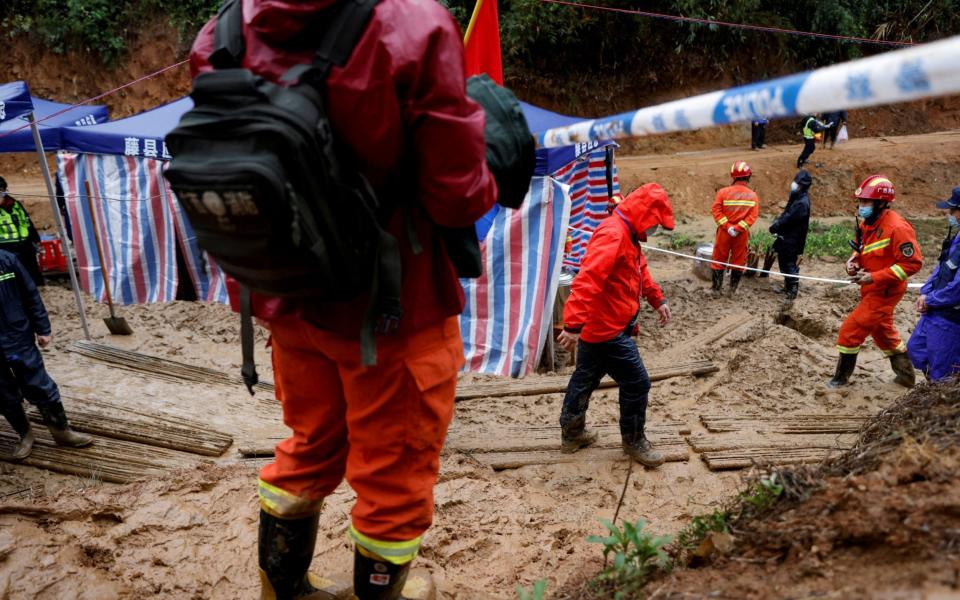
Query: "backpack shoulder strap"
282 0 382 84
210 0 245 69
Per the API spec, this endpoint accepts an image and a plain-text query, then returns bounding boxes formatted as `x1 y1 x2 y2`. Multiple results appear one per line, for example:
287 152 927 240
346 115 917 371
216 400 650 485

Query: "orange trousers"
836 292 906 356
259 316 463 564
712 228 748 272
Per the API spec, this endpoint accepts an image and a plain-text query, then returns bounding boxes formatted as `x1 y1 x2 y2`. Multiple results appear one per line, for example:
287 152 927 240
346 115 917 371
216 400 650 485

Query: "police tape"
536 34 960 147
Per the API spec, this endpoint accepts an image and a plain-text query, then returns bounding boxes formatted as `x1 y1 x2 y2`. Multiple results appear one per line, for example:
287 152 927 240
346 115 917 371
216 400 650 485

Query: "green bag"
466 74 536 210
442 75 536 279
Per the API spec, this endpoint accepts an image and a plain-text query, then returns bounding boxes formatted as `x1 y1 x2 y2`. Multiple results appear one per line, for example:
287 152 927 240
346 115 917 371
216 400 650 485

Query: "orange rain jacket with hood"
563 183 675 343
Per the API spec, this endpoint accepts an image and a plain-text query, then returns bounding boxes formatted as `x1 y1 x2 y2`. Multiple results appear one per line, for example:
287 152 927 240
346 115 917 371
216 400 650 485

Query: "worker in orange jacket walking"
828 175 922 389
711 161 759 296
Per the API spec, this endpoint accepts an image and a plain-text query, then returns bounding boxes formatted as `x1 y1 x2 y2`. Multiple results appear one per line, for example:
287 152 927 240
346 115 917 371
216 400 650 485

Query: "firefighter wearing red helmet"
710 161 759 296
828 175 923 389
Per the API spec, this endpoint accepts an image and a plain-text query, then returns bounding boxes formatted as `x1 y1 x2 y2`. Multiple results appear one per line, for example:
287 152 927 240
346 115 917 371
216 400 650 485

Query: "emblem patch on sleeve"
900 242 915 258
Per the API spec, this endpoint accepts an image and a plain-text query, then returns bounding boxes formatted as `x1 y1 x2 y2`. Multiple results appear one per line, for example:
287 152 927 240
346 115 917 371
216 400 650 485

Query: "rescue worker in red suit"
828 175 922 389
557 184 675 468
711 162 759 296
190 2 498 598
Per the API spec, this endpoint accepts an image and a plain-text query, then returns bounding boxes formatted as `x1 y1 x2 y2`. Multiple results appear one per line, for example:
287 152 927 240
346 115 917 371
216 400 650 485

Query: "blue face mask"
949 215 959 228
858 206 873 219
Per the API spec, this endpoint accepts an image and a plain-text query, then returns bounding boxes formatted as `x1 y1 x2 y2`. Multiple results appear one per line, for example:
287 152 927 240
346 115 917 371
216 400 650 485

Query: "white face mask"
790 182 799 193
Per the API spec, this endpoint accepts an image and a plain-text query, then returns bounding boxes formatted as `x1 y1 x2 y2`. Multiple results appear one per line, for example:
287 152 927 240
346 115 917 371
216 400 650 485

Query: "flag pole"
463 0 485 45
26 111 91 340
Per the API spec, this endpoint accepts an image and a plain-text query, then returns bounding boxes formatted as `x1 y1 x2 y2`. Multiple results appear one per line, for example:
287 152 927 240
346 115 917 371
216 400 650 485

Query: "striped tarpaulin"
460 176 572 377
56 152 228 304
554 147 619 270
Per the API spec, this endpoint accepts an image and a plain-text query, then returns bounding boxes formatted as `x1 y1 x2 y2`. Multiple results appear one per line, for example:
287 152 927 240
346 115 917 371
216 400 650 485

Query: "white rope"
639 243 924 289
567 225 922 288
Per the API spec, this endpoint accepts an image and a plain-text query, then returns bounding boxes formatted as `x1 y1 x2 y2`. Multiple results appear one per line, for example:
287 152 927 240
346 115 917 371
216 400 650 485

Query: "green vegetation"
748 229 775 253
665 232 700 250
587 518 672 597
804 221 854 258
673 474 784 560
3 0 958 70
516 579 547 600
1 0 221 64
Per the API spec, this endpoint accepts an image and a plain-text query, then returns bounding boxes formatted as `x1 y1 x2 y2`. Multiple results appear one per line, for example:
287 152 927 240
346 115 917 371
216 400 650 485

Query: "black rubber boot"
711 270 724 297
353 547 411 600
728 270 743 296
889 352 916 388
784 279 799 300
1 402 35 461
622 434 664 468
560 428 598 454
826 354 858 389
260 510 341 600
37 402 93 448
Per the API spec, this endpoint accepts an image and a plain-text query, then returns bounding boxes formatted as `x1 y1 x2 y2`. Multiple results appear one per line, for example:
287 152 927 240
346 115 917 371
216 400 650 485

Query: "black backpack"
164 0 395 391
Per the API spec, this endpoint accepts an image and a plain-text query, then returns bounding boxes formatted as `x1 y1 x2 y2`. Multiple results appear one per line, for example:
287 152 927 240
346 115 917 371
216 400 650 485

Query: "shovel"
84 181 133 335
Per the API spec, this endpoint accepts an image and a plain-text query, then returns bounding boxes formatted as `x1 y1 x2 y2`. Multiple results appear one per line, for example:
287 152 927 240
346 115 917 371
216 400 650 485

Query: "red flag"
464 0 503 85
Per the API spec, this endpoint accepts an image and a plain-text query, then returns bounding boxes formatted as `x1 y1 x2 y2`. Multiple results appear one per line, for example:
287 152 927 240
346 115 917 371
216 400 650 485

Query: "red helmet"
854 174 895 202
730 161 752 179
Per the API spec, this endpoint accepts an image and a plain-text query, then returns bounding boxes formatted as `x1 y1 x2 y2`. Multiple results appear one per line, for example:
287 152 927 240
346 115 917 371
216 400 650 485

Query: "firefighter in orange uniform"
828 175 922 389
710 161 759 296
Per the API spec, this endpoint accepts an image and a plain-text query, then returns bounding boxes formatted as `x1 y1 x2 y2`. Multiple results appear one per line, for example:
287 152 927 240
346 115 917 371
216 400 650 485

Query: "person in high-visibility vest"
797 115 832 169
710 161 759 296
829 175 922 389
0 176 43 287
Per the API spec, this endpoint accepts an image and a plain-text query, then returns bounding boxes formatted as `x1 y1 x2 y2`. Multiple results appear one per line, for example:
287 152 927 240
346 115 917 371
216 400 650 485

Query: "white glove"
727 227 739 237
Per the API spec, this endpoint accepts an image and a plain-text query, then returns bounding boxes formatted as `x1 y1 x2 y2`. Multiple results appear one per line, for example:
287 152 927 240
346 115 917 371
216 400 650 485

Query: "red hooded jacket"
563 184 674 343
189 0 498 336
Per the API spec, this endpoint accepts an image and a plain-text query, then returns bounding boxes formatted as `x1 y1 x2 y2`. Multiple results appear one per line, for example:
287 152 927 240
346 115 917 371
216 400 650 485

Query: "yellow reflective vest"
0 202 32 244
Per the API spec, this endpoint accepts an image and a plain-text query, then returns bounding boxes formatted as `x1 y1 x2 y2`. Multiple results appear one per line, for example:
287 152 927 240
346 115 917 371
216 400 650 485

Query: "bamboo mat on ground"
33 397 233 457
0 428 211 484
455 361 717 400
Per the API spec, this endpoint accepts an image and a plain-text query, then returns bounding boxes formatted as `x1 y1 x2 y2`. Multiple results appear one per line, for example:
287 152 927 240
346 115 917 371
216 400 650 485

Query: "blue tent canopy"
0 81 35 125
473 103 616 240
60 97 193 158
518 101 614 176
0 96 109 153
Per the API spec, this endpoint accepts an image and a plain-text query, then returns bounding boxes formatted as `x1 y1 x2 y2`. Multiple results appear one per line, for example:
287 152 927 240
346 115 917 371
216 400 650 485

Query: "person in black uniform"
0 249 92 460
769 170 812 300
0 176 43 286
822 110 848 149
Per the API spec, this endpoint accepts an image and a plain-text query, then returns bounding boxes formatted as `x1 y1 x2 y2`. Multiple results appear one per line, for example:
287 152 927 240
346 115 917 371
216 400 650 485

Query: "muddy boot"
1 402 35 461
560 428 598 454
711 270 724 297
727 271 743 296
622 435 665 468
889 352 916 388
37 402 93 448
259 510 352 600
354 547 413 600
826 354 858 389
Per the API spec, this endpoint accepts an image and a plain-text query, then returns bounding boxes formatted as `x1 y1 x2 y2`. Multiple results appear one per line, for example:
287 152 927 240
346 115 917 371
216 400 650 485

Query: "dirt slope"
644 379 960 600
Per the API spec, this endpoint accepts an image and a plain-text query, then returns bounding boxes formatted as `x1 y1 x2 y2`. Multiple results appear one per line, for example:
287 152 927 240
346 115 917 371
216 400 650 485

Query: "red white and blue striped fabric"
556 147 620 270
57 152 228 304
460 176 572 377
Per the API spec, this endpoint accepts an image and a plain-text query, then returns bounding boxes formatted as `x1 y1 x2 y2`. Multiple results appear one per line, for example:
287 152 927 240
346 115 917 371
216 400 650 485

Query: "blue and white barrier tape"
537 35 960 147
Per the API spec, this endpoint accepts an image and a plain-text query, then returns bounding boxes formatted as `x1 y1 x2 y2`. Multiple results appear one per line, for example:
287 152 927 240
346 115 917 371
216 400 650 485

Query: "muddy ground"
0 118 958 598
0 228 935 598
